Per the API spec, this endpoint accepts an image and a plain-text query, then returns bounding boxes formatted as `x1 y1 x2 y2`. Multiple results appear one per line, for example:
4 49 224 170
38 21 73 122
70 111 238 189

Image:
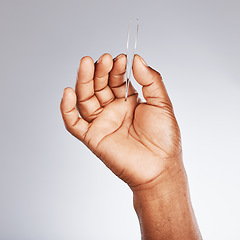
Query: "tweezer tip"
125 91 128 101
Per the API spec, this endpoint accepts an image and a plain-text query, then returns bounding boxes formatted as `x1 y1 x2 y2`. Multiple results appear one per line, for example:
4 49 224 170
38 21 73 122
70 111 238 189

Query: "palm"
61 54 181 187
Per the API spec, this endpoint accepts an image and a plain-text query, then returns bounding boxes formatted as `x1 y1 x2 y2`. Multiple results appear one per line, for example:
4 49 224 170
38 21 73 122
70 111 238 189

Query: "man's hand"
60 54 182 188
60 53 202 239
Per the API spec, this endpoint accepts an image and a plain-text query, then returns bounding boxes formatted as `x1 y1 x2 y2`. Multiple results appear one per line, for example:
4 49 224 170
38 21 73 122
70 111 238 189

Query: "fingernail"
114 54 124 61
97 55 103 63
139 56 148 66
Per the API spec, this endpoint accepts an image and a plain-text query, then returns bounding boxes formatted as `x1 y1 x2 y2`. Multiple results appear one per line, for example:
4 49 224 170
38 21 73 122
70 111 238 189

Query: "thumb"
133 54 172 109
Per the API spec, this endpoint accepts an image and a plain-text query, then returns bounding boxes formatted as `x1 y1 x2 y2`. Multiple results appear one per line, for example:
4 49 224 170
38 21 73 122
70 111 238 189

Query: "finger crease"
83 122 92 142
72 117 81 127
77 94 95 103
143 81 155 87
94 75 108 81
110 81 126 89
101 97 115 107
76 78 93 85
88 107 103 119
116 92 138 99
110 71 126 78
94 85 108 92
65 107 76 114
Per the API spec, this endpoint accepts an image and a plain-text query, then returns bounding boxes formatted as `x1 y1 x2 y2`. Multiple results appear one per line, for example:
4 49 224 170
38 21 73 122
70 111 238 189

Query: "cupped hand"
60 54 182 188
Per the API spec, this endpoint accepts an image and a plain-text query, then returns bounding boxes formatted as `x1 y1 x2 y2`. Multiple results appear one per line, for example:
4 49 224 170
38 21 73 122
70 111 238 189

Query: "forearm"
131 162 202 240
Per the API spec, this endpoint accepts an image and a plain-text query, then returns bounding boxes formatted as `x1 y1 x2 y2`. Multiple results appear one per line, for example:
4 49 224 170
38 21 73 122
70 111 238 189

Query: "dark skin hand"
60 53 202 240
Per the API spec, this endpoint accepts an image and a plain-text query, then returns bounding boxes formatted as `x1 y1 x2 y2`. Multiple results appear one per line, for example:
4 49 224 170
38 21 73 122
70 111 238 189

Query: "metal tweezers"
125 19 139 101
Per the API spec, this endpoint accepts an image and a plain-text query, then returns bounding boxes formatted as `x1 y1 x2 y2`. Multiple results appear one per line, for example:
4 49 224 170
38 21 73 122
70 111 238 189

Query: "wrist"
132 162 190 221
131 160 202 240
131 160 187 202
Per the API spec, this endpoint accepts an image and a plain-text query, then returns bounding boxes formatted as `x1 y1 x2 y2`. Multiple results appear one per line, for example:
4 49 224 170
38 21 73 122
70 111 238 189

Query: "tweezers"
125 19 139 101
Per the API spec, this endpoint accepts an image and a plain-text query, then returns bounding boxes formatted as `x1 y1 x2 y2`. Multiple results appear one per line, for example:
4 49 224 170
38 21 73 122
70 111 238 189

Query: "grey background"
0 0 240 239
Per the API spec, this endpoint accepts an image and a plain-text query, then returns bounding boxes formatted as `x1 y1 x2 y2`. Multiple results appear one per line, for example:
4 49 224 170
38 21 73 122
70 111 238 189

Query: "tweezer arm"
125 19 139 101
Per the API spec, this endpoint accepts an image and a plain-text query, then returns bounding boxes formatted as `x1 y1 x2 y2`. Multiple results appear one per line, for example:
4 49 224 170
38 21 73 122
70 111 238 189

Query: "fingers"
60 87 89 140
94 53 115 106
109 54 137 98
109 54 126 87
75 56 102 122
132 54 172 109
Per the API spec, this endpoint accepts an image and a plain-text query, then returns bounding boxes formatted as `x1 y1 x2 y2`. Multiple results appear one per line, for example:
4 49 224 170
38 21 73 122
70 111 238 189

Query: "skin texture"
60 53 202 239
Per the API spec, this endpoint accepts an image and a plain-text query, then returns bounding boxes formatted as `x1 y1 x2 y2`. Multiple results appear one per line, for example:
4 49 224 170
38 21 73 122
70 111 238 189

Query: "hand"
60 54 202 240
60 54 182 189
